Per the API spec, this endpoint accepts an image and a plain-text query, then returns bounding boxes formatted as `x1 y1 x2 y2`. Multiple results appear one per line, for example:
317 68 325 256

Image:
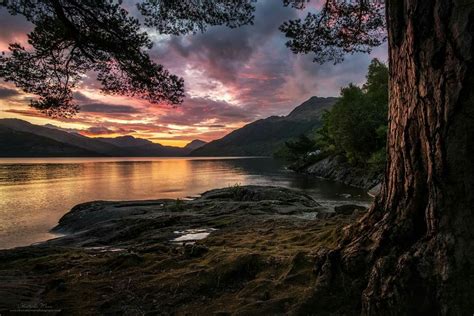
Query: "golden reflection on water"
0 157 370 249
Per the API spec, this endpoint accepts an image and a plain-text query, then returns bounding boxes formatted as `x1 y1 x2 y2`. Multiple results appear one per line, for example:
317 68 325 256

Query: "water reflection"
0 157 371 249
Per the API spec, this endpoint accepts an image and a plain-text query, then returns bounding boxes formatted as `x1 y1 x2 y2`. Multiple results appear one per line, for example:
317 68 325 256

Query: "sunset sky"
0 1 387 147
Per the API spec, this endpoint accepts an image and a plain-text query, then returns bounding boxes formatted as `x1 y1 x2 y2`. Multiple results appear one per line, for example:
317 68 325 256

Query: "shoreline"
0 185 367 314
293 155 383 192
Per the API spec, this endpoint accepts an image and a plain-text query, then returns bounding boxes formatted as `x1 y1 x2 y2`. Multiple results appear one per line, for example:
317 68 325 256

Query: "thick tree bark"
302 1 474 315
361 0 474 313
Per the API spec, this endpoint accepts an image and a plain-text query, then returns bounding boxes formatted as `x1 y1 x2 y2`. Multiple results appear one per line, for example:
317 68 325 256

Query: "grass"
0 215 354 315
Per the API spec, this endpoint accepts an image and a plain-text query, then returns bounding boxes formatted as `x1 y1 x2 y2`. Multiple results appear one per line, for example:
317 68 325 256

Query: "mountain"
0 119 120 155
0 126 101 157
0 119 200 157
286 96 337 120
184 139 207 150
0 96 335 157
97 135 153 148
189 96 337 156
96 135 194 156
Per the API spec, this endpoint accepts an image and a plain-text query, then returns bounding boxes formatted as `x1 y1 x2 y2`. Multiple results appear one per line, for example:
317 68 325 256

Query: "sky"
0 0 387 147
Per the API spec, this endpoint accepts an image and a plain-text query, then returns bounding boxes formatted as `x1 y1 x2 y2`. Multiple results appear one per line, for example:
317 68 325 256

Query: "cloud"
80 103 140 114
0 8 32 50
158 96 259 126
161 0 297 84
0 0 388 145
3 108 46 119
43 124 81 134
151 0 388 120
44 122 138 137
72 91 94 102
82 126 115 135
0 86 20 99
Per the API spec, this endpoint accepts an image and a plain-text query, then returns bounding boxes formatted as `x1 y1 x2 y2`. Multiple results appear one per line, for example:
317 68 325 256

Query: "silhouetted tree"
280 0 386 63
137 0 256 34
0 0 257 117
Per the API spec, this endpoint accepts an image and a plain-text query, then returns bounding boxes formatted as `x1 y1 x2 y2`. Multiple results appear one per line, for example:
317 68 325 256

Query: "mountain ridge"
0 96 335 158
189 96 337 156
0 125 103 157
0 119 206 157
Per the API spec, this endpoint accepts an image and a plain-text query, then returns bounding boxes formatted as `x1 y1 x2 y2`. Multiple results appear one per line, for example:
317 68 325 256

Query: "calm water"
0 157 371 249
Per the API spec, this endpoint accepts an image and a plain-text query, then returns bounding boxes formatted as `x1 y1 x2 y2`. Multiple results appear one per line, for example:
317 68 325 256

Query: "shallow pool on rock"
172 228 217 243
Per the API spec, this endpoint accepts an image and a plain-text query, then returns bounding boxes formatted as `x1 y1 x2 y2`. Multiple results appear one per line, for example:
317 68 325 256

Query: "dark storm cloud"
0 86 20 99
164 0 297 84
77 125 139 136
84 126 115 135
196 124 226 128
80 103 140 114
0 1 388 143
72 91 94 102
151 0 388 121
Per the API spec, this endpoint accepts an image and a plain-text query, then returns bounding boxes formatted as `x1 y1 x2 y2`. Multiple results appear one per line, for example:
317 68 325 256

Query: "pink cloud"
0 1 388 144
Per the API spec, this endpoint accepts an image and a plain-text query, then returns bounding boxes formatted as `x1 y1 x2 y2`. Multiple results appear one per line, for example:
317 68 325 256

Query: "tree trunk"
302 1 474 315
363 0 474 313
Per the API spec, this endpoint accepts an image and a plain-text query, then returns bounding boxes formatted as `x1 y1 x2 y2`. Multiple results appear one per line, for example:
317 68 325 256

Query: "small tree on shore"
318 59 388 168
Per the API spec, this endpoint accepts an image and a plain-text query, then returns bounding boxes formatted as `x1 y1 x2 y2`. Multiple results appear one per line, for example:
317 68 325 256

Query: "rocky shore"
0 186 366 315
296 155 383 192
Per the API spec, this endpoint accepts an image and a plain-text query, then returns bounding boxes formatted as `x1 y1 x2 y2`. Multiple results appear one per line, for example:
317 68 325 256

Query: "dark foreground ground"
0 186 366 315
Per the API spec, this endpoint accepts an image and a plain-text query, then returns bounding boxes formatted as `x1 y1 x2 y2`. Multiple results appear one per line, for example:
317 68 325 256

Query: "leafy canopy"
316 58 388 168
0 0 386 117
278 59 388 171
279 134 317 162
280 0 386 63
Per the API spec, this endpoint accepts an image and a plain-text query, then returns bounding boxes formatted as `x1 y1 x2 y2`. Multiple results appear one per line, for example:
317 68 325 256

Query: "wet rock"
0 185 367 315
200 185 318 206
46 185 328 249
302 155 382 190
334 204 367 215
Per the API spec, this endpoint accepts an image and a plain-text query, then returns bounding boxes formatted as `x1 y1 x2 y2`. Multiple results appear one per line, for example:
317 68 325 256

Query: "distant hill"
0 119 203 157
286 97 337 121
0 96 335 158
189 96 337 156
184 139 207 150
96 135 203 156
0 118 120 155
97 135 153 148
0 126 101 157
